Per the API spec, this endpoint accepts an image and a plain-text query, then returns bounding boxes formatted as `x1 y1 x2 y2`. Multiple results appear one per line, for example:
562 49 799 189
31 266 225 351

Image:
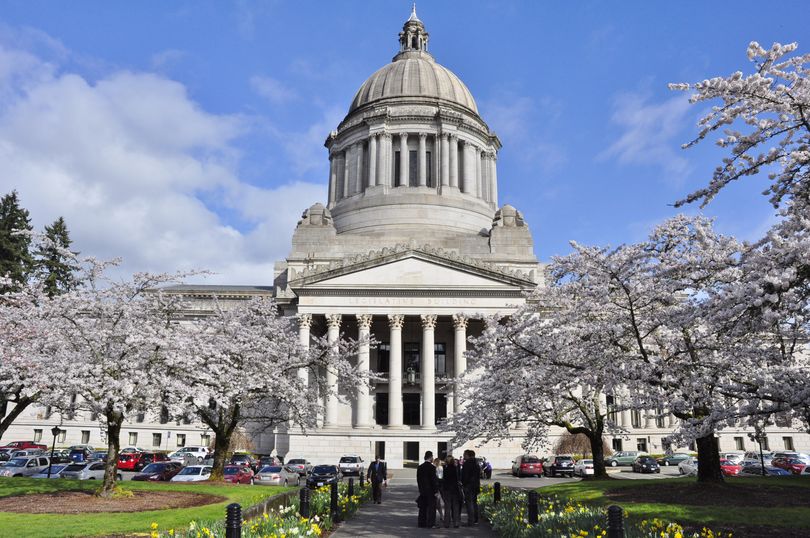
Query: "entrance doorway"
438 441 448 460
403 393 420 425
375 441 386 461
404 441 419 462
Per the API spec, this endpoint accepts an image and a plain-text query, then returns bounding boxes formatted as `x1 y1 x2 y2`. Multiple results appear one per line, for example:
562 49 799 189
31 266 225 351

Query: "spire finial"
408 3 420 22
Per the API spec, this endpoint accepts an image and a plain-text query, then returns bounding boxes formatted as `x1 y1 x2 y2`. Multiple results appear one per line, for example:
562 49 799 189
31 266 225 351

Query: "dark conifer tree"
36 216 78 297
0 190 33 293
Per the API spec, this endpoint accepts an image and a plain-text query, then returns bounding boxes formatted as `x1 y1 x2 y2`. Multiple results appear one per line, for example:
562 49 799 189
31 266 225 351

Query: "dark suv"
544 455 575 477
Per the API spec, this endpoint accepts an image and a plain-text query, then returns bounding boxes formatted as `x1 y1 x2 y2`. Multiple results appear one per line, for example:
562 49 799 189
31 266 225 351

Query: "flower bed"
151 483 371 538
478 485 731 538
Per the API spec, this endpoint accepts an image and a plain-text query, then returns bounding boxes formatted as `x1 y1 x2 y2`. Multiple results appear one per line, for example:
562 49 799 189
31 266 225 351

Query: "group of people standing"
416 449 480 529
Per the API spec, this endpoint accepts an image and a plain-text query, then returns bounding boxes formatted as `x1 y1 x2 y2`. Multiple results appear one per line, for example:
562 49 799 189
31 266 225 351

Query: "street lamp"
406 367 417 385
47 426 63 478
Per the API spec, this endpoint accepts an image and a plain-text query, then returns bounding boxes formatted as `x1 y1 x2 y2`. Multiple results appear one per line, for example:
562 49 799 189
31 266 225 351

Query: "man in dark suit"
416 450 439 528
366 456 387 504
461 449 481 526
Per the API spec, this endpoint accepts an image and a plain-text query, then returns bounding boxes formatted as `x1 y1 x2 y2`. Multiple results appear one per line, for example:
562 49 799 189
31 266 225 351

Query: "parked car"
678 457 698 476
742 451 774 466
49 449 72 464
0 456 50 477
88 451 108 462
223 465 254 484
120 447 142 454
573 459 594 477
132 462 183 481
771 457 807 475
605 451 646 467
773 452 810 463
512 455 543 477
230 453 259 473
61 461 114 480
254 465 299 486
171 465 213 482
632 456 661 474
719 458 742 477
168 446 210 463
258 455 282 468
68 447 93 463
31 463 69 479
306 465 342 489
285 458 313 476
802 466 810 477
0 441 47 451
0 448 14 462
338 455 364 477
544 455 575 477
656 453 692 466
119 451 169 472
739 463 792 476
10 449 45 458
722 452 745 464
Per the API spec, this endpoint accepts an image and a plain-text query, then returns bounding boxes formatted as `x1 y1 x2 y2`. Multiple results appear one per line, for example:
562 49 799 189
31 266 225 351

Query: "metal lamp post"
406 367 416 385
47 426 63 478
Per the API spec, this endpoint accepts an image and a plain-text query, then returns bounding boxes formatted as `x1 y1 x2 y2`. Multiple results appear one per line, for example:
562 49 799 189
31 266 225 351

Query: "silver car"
0 456 50 477
61 461 117 480
253 465 299 486
32 464 69 478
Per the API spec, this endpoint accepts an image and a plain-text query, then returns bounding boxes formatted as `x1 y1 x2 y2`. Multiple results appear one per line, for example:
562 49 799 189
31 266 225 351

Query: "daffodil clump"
150 482 371 537
478 485 731 538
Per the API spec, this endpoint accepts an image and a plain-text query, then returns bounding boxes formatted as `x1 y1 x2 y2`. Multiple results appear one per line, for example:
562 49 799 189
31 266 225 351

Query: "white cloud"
600 92 692 181
0 39 324 285
250 75 298 104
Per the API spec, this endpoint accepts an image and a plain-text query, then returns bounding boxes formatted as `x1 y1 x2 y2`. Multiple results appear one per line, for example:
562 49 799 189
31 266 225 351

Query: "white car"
253 465 299 486
169 446 210 463
338 455 364 476
678 457 698 476
0 456 50 477
31 464 69 478
722 452 744 464
573 459 594 477
171 465 213 482
61 461 119 481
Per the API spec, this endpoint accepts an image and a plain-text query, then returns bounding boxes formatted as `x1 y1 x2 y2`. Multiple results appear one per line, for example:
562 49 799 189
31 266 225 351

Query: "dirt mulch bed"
0 490 225 514
605 482 810 507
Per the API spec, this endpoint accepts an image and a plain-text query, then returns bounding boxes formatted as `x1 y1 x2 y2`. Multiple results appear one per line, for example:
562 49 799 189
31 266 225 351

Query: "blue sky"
0 1 807 282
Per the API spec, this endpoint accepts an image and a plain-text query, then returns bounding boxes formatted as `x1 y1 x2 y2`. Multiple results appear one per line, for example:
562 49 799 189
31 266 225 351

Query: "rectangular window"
403 393 420 425
152 433 162 447
128 432 138 446
375 392 389 426
33 429 42 443
606 395 617 424
762 436 770 450
611 438 623 451
434 343 446 375
136 413 145 423
631 410 642 429
655 408 665 428
426 151 433 187
734 436 744 451
408 150 418 186
377 343 390 373
81 430 90 444
201 434 211 447
57 430 66 443
176 434 186 447
44 406 53 419
637 438 648 453
783 436 794 451
435 393 447 424
394 151 401 186
160 405 169 424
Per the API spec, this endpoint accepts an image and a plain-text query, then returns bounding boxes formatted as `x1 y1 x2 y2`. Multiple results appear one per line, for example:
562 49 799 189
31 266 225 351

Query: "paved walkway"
332 482 498 537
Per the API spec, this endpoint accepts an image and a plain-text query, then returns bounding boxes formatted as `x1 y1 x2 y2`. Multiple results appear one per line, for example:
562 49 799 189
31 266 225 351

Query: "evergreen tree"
0 190 33 292
36 216 78 297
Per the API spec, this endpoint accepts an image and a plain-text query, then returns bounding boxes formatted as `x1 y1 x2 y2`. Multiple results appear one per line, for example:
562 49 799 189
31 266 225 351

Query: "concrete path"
332 482 498 537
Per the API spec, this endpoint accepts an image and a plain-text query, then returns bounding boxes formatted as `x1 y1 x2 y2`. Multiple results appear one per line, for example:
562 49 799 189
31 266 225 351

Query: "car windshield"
639 457 654 462
556 456 573 461
523 456 540 463
340 457 358 463
288 459 305 464
224 467 239 475
313 465 336 474
232 454 249 460
65 464 86 471
45 464 67 473
5 458 28 467
580 460 593 464
260 466 282 473
141 464 165 473
178 467 202 475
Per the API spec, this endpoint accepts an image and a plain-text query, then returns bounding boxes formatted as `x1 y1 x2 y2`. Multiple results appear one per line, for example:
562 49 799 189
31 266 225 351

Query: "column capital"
440 132 449 140
297 313 313 329
420 314 437 329
448 133 457 141
326 314 342 329
388 313 405 329
356 313 373 329
452 313 469 330
381 132 392 141
418 132 428 140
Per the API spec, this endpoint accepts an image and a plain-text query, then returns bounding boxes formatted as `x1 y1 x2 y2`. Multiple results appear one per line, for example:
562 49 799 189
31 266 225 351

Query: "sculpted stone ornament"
421 314 438 329
452 313 469 329
297 313 313 329
356 313 373 329
492 204 526 227
388 314 405 329
297 203 334 228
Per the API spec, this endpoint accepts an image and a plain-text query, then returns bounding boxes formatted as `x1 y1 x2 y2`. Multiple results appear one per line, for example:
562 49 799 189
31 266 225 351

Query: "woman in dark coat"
440 455 461 528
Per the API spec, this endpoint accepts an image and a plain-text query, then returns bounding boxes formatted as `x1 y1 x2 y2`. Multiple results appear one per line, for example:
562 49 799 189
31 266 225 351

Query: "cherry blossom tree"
166 299 366 479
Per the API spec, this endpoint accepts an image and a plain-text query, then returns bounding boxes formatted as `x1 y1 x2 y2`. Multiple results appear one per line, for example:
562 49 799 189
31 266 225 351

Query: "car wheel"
197 456 204 463
116 474 122 481
284 479 288 486
89 477 95 480
610 461 618 467
295 476 300 486
663 461 669 466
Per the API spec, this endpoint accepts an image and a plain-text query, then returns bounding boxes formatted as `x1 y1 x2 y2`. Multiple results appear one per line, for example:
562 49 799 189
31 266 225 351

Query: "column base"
385 424 406 430
420 425 437 431
352 423 375 429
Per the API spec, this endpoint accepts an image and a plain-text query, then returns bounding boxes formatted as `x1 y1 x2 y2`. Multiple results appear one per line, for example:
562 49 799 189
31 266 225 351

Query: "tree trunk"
695 433 723 483
210 430 231 481
98 408 123 498
0 396 33 442
588 432 610 479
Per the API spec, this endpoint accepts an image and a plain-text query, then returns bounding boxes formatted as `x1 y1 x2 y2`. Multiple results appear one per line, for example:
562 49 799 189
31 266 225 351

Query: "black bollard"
527 490 538 525
299 487 311 519
348 477 355 497
330 481 341 523
493 481 501 504
225 503 241 538
607 505 624 538
360 471 365 488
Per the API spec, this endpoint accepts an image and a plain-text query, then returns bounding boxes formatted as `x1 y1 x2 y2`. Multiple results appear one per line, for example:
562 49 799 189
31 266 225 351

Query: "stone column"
297 314 312 387
462 142 475 194
489 153 498 207
342 149 350 199
356 314 373 428
668 413 676 427
620 407 630 428
452 314 468 414
440 133 450 187
421 314 437 429
645 409 655 429
480 152 490 202
474 147 483 198
387 314 405 428
418 133 427 187
399 133 409 187
324 314 341 427
368 135 377 187
449 135 458 188
379 133 390 187
327 155 337 206
355 142 365 194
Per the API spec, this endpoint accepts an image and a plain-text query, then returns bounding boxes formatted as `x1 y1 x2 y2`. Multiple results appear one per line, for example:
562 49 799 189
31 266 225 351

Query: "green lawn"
0 478 293 538
541 476 810 531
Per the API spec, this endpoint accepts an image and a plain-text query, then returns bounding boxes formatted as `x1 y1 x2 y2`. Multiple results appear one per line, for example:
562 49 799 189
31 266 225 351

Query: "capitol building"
6 9 807 466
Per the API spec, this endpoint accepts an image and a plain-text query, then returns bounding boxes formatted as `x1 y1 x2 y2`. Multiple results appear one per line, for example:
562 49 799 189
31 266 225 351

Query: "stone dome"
349 54 478 114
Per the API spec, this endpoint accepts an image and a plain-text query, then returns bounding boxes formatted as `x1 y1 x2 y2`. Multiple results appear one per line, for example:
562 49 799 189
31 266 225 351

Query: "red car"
772 457 807 475
223 465 254 484
511 455 543 477
719 458 742 477
1 441 47 451
117 452 169 472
